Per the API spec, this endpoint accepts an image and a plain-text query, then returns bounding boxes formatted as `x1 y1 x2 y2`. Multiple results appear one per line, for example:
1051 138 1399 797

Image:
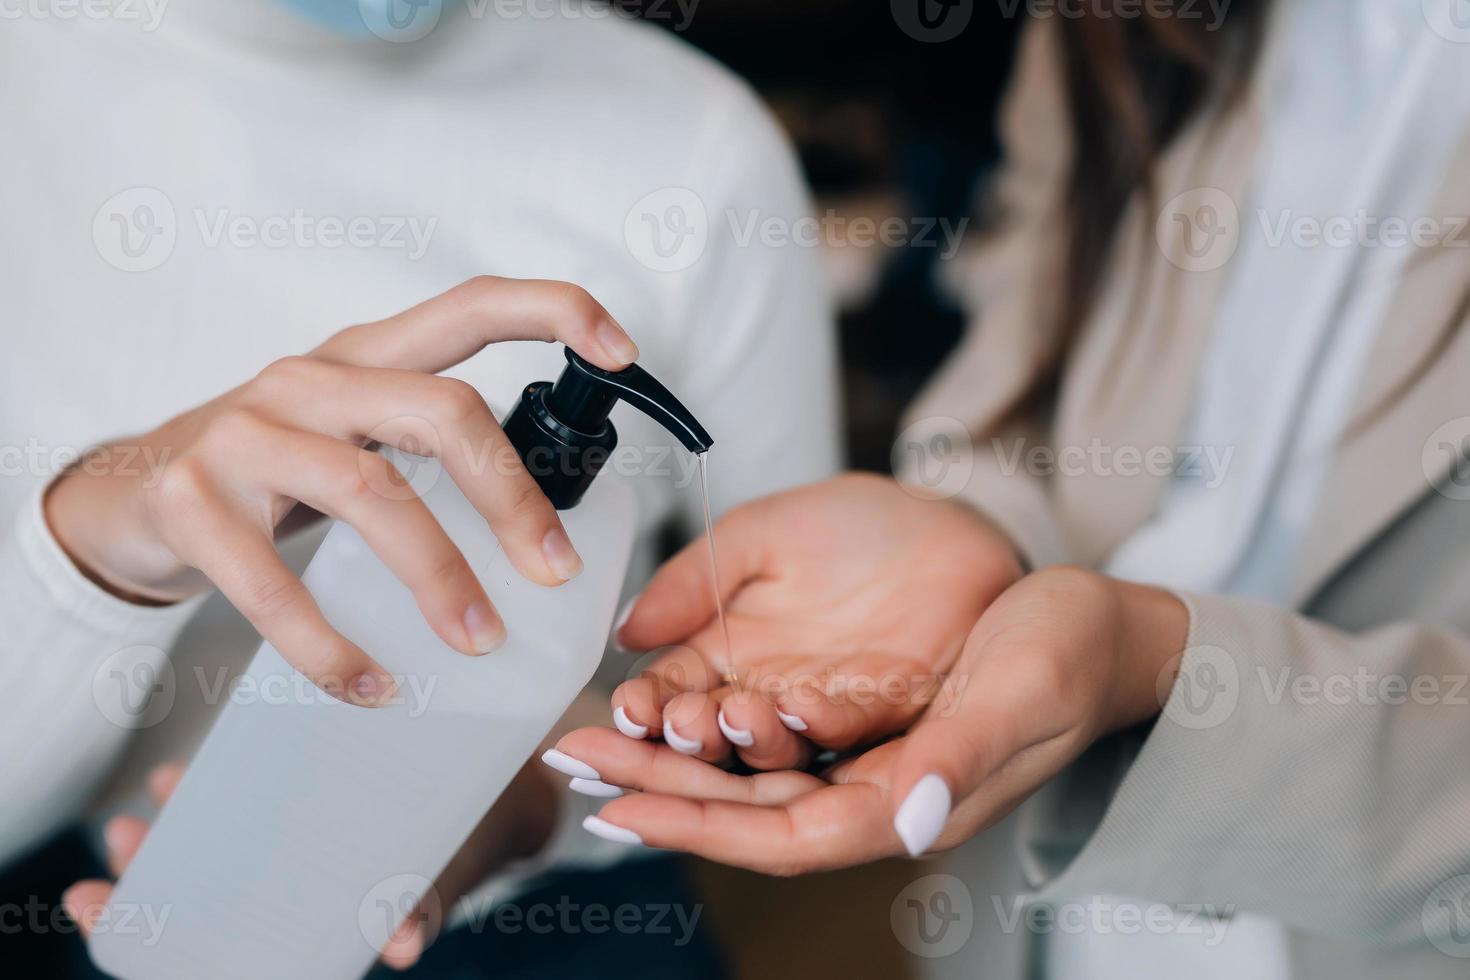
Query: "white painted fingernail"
569 777 624 798
611 594 639 652
541 748 600 781
775 708 808 732
582 814 643 846
894 773 952 857
716 708 754 747
613 705 649 739
663 718 703 754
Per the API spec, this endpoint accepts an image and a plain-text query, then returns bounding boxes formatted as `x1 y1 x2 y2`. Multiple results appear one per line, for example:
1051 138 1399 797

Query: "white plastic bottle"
91 349 712 980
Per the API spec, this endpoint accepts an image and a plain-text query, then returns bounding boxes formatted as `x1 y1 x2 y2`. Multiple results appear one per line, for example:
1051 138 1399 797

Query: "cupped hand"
550 567 1187 874
605 473 1025 770
63 760 559 970
46 277 639 706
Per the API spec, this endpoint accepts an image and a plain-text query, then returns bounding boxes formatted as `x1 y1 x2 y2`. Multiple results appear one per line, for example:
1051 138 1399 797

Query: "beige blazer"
904 21 1470 979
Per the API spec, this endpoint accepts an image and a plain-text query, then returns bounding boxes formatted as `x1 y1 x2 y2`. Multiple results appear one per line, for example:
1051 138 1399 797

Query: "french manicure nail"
611 594 639 652
663 718 703 754
775 708 808 732
583 814 643 846
893 773 952 857
596 320 640 366
463 601 505 654
569 777 624 798
613 705 649 739
541 748 600 781
716 709 754 747
542 527 584 581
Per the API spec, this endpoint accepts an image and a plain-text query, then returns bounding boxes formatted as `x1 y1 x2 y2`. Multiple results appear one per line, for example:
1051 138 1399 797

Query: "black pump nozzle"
503 347 713 509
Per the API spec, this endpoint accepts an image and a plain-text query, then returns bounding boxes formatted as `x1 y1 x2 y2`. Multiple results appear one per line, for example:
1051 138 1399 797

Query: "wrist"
1107 578 1190 731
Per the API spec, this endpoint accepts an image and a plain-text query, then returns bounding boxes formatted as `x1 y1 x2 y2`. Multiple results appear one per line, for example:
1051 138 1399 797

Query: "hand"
46 277 640 705
606 473 1024 770
552 567 1187 874
62 761 559 970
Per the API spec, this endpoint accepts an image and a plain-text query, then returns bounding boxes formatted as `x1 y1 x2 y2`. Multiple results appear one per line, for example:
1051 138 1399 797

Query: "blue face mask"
273 0 443 41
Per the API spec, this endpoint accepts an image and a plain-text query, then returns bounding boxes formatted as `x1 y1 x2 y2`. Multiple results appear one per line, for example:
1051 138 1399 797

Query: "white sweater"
0 0 839 869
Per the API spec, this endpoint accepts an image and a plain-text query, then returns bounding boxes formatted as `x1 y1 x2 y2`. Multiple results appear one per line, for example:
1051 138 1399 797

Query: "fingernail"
893 773 952 857
542 527 584 581
775 708 808 732
716 708 754 747
541 748 600 781
103 820 127 856
583 814 643 846
596 320 640 366
613 705 649 739
663 718 703 754
611 594 639 652
463 601 505 654
569 777 624 798
351 672 398 707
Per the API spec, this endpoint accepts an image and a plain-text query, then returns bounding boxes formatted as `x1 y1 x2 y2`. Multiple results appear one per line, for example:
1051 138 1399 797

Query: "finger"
62 882 113 939
661 690 733 763
584 783 899 876
550 727 823 804
886 630 1067 857
381 916 428 971
147 764 185 809
313 276 639 374
715 690 810 771
176 501 396 706
245 361 579 587
768 653 941 753
103 816 150 878
616 503 768 654
223 419 508 654
610 645 726 739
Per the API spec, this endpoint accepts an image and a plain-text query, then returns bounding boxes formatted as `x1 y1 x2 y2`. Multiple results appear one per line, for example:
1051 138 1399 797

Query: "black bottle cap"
503 347 714 509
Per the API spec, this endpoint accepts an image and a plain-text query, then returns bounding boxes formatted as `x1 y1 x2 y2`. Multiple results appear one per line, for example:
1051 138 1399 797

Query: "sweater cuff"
12 480 204 639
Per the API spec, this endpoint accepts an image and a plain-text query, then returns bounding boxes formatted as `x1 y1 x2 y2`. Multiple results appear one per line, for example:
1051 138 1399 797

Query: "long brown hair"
1055 1 1269 342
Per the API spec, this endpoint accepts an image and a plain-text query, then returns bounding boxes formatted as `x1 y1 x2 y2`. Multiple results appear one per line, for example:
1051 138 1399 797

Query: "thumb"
885 624 1058 857
616 503 766 652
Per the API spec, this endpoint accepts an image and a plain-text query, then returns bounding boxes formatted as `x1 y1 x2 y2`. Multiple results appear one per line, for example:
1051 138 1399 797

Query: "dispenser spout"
502 346 714 509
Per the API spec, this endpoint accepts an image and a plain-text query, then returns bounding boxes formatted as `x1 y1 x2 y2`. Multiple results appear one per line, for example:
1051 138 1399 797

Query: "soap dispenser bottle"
92 348 712 980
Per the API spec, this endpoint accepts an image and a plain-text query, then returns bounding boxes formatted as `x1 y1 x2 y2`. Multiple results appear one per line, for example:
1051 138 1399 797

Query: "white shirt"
1055 0 1470 977
0 1 840 869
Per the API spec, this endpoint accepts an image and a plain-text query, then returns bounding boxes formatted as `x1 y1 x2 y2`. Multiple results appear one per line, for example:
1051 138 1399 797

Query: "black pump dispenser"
503 347 713 509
